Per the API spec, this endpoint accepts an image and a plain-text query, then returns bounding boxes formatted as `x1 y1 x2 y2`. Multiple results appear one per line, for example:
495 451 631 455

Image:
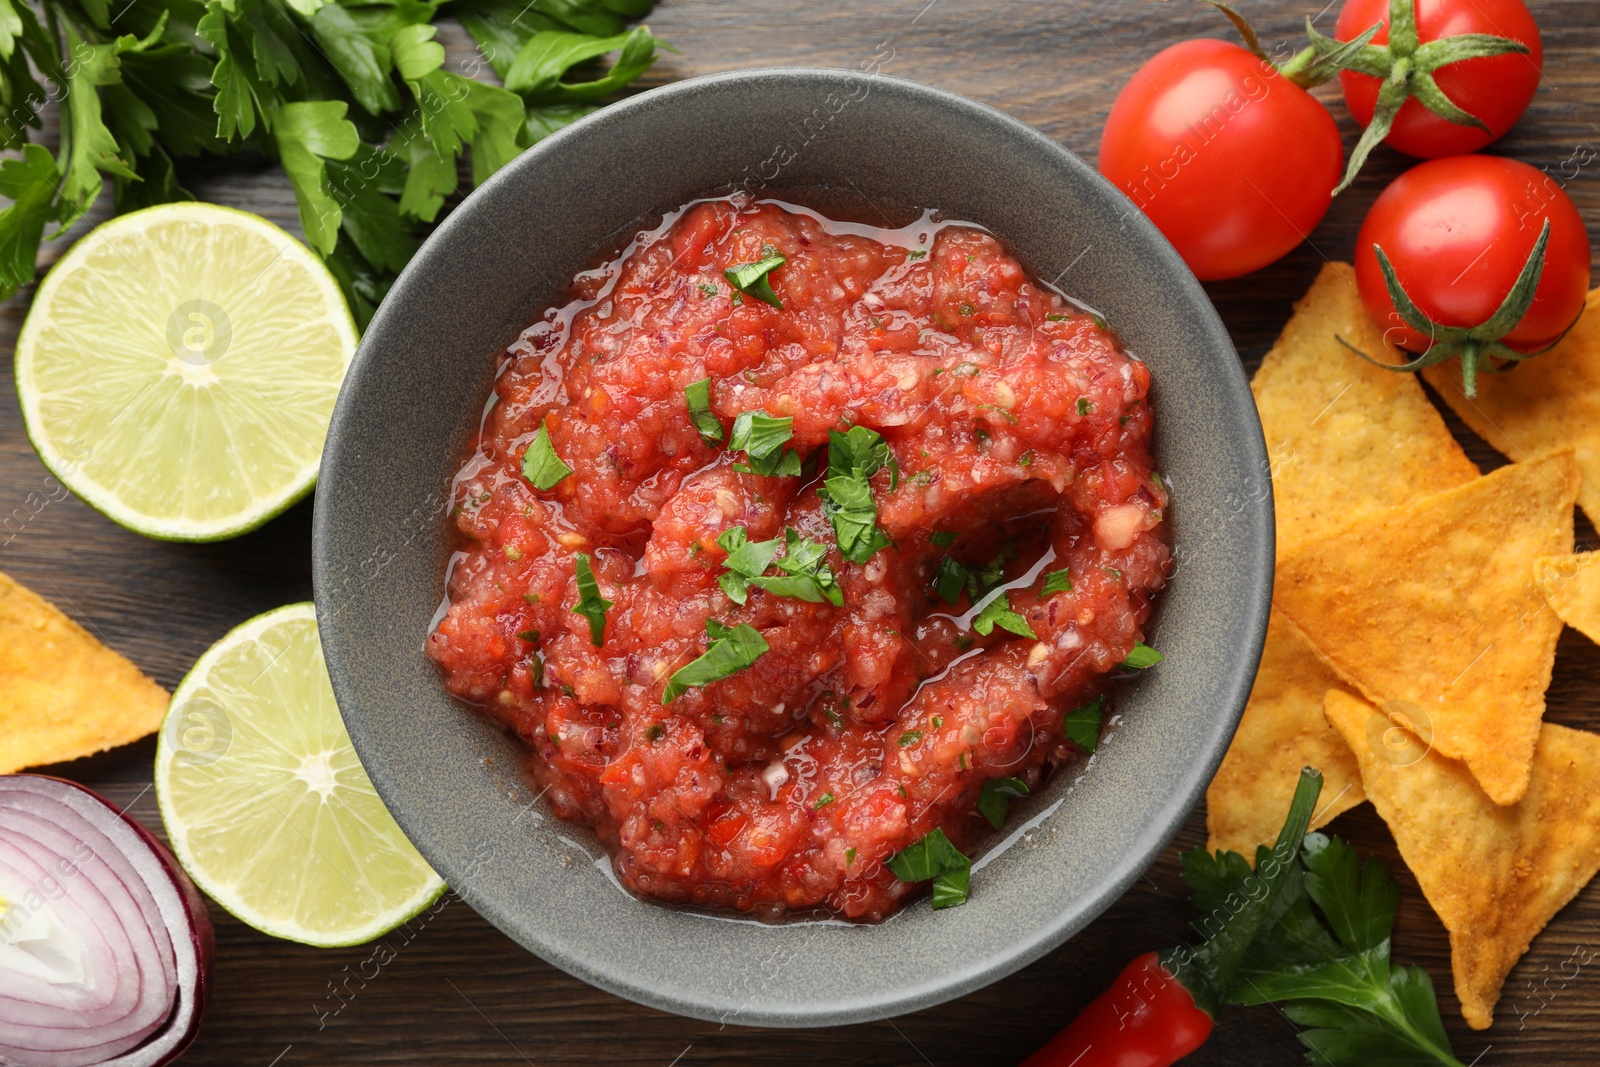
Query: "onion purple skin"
2 775 214 1067
93 782 216 1063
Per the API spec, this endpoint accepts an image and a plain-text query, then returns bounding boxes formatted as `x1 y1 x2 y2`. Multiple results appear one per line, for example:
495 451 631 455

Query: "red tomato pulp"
427 199 1170 920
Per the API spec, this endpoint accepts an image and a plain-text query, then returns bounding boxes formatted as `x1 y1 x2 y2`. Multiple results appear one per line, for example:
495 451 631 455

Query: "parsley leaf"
663 618 769 703
570 553 611 647
729 410 799 476
272 99 360 256
504 25 658 104
820 426 895 564
1040 568 1073 596
0 146 58 300
977 777 1028 831
1122 643 1164 669
1063 696 1103 754
887 828 971 909
972 591 1036 639
930 530 959 549
1176 771 1466 1067
715 525 782 605
685 377 723 444
521 419 572 490
932 556 969 605
723 250 785 309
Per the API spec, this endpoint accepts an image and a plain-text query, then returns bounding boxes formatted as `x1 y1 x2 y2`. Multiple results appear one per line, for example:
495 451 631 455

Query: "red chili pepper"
1021 952 1214 1067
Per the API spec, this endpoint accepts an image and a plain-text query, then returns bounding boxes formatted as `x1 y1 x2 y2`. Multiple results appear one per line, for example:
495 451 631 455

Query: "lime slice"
15 203 358 542
155 603 444 947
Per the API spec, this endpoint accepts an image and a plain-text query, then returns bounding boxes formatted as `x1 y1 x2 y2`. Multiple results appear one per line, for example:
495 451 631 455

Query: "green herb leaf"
814 791 835 810
522 419 573 490
570 553 611 647
685 377 723 443
1076 397 1092 416
749 528 844 606
715 525 782 605
977 777 1028 831
932 556 969 606
1040 568 1073 596
972 592 1036 639
820 427 895 564
930 530 958 549
0 146 58 301
1121 643 1163 669
1063 696 1103 754
272 99 360 257
663 619 769 703
724 251 785 309
729 410 799 476
886 827 972 909
898 730 923 747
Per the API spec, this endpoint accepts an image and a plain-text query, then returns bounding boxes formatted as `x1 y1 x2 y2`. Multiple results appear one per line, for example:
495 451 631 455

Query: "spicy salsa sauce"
428 198 1170 921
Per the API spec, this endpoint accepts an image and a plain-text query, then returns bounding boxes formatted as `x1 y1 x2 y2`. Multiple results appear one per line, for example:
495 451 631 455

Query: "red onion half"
0 775 213 1066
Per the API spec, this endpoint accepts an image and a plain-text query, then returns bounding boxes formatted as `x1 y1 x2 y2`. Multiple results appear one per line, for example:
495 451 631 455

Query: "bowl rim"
314 64 1272 1027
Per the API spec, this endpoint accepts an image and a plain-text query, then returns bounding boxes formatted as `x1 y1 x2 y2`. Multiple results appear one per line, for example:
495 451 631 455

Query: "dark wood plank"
5 1 1600 1063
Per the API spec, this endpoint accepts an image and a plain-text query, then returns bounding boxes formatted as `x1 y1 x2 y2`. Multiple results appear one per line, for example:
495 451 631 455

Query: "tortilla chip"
1425 289 1600 527
0 570 168 773
1274 451 1578 806
1325 690 1600 1029
1533 552 1600 646
1206 610 1365 856
1253 261 1479 554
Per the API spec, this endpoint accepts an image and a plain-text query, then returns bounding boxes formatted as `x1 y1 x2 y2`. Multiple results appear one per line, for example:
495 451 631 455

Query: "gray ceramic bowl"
312 67 1272 1027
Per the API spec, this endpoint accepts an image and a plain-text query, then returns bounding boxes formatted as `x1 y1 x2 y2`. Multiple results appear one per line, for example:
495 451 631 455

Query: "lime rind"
15 204 359 543
155 603 445 947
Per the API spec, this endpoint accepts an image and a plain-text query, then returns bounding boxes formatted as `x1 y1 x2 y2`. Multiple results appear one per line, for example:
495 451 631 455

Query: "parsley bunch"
0 0 659 324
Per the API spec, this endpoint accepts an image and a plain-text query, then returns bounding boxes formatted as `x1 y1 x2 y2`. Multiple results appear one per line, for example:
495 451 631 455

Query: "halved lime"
155 604 444 947
15 203 358 542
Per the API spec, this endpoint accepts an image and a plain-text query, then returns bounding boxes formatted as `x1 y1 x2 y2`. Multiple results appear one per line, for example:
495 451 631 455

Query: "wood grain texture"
6 1 1600 1063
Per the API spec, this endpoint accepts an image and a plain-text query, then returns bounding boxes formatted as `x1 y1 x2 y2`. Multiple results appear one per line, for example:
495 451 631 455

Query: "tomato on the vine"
1354 155 1590 396
1335 0 1542 160
1098 38 1342 281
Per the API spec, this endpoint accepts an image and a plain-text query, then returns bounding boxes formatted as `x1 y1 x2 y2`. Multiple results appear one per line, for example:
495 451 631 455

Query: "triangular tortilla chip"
1210 266 1483 851
0 570 168 773
1274 452 1578 805
1253 261 1479 555
1325 690 1600 1029
1206 610 1365 856
1425 288 1600 527
1533 552 1600 645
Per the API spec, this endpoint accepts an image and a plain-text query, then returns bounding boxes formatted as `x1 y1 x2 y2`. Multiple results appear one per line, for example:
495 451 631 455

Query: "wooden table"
7 0 1599 1062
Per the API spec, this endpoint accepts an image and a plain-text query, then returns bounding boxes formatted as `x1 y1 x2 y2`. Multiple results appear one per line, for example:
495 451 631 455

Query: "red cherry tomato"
1355 155 1590 355
1098 39 1342 281
1336 0 1542 158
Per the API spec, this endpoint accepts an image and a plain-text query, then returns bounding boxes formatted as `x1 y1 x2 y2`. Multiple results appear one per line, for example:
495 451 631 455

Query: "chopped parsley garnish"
1063 696 1104 754
1018 450 1034 467
846 848 857 864
730 410 801 476
930 530 959 549
906 248 927 260
1045 312 1071 322
521 593 541 605
643 723 665 742
521 419 572 490
1040 568 1073 596
515 629 540 643
718 526 843 606
932 556 970 605
972 591 1036 639
1122 643 1164 669
570 554 611 647
887 828 971 909
697 282 717 299
814 792 836 810
662 619 769 703
820 426 895 564
977 777 1029 831
1076 397 1093 416
1090 313 1109 331
898 730 923 747
684 378 724 444
724 251 786 309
